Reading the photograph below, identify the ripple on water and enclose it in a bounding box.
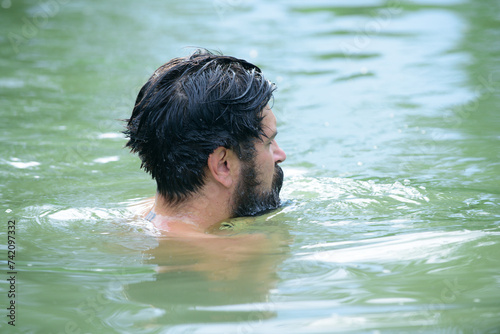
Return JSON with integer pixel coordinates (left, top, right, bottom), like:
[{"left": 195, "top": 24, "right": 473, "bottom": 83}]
[
  {"left": 5, "top": 158, "right": 41, "bottom": 169},
  {"left": 300, "top": 230, "right": 499, "bottom": 264},
  {"left": 279, "top": 175, "right": 431, "bottom": 226},
  {"left": 282, "top": 175, "right": 429, "bottom": 203}
]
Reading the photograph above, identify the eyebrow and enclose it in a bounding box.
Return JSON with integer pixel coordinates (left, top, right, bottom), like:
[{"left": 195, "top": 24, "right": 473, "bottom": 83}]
[{"left": 264, "top": 130, "right": 278, "bottom": 141}]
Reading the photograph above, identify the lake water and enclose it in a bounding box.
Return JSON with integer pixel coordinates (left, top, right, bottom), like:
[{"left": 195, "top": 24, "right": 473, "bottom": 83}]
[{"left": 1, "top": 0, "right": 499, "bottom": 333}]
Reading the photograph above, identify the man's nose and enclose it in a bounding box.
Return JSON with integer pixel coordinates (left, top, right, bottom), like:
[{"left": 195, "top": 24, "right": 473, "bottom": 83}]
[{"left": 275, "top": 143, "right": 286, "bottom": 164}]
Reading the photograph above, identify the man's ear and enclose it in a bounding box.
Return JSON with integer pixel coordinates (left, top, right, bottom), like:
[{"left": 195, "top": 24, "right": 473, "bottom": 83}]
[{"left": 207, "top": 147, "right": 239, "bottom": 188}]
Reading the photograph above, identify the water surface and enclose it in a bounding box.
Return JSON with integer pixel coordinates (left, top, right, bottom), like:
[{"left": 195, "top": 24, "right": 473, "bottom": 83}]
[{"left": 1, "top": 0, "right": 499, "bottom": 333}]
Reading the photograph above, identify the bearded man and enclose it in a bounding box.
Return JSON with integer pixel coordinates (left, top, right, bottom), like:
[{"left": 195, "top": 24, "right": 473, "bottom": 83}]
[{"left": 125, "top": 49, "right": 287, "bottom": 235}]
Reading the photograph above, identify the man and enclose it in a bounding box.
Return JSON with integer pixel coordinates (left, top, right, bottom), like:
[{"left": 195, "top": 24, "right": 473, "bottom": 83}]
[{"left": 125, "top": 49, "right": 287, "bottom": 236}]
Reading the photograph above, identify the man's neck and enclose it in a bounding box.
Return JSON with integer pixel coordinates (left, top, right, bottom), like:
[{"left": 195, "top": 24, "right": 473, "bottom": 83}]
[{"left": 149, "top": 184, "right": 233, "bottom": 234}]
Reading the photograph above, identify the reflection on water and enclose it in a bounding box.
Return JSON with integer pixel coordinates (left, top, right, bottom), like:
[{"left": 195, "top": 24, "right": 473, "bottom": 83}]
[
  {"left": 126, "top": 228, "right": 290, "bottom": 327},
  {"left": 1, "top": 0, "right": 500, "bottom": 332}
]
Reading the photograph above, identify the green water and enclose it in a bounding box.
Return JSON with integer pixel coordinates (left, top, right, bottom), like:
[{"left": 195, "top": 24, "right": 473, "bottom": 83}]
[{"left": 1, "top": 0, "right": 499, "bottom": 333}]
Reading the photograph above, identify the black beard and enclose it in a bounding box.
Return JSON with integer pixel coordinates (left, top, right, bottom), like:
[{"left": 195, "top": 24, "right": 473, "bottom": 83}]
[{"left": 231, "top": 162, "right": 284, "bottom": 218}]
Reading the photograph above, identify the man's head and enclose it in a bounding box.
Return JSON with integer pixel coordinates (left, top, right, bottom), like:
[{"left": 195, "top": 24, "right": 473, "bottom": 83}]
[{"left": 125, "top": 49, "right": 286, "bottom": 217}]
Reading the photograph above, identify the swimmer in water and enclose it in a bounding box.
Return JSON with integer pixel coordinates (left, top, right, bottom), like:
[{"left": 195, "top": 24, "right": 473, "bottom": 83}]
[{"left": 124, "top": 49, "right": 287, "bottom": 236}]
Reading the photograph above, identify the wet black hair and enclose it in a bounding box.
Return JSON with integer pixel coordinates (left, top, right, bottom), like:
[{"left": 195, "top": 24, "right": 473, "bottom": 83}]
[{"left": 124, "top": 49, "right": 276, "bottom": 204}]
